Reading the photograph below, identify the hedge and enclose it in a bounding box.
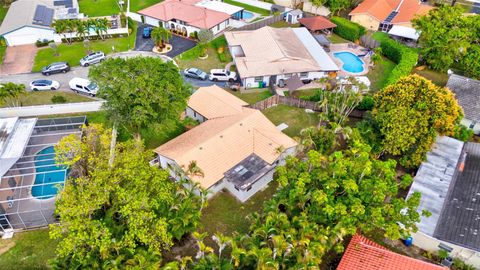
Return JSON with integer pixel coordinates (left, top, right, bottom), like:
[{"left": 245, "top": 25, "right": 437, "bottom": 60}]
[
  {"left": 374, "top": 33, "right": 418, "bottom": 85},
  {"left": 331, "top": 16, "right": 366, "bottom": 42}
]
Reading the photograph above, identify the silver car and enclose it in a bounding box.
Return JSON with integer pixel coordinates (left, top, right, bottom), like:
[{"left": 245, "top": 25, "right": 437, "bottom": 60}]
[{"left": 79, "top": 51, "right": 106, "bottom": 67}]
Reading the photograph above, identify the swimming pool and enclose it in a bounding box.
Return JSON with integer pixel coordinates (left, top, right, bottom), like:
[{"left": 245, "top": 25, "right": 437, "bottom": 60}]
[
  {"left": 31, "top": 146, "right": 66, "bottom": 199},
  {"left": 243, "top": 11, "right": 254, "bottom": 19},
  {"left": 333, "top": 52, "right": 365, "bottom": 73}
]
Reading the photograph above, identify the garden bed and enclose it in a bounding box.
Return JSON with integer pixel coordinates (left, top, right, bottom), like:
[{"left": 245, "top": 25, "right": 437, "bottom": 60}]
[{"left": 175, "top": 36, "right": 232, "bottom": 72}]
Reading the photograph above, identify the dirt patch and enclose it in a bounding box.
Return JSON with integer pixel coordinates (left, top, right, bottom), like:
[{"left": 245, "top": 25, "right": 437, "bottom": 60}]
[{"left": 0, "top": 240, "right": 15, "bottom": 255}]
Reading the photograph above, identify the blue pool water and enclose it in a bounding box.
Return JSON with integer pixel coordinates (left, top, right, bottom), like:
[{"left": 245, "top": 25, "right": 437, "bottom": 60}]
[
  {"left": 333, "top": 52, "right": 365, "bottom": 73},
  {"left": 31, "top": 146, "right": 66, "bottom": 199},
  {"left": 242, "top": 11, "right": 254, "bottom": 19}
]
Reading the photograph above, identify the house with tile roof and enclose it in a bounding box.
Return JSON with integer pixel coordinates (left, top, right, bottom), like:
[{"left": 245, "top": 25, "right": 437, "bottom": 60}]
[
  {"left": 225, "top": 26, "right": 338, "bottom": 89},
  {"left": 154, "top": 85, "right": 297, "bottom": 202},
  {"left": 349, "top": 0, "right": 433, "bottom": 32},
  {"left": 338, "top": 234, "right": 446, "bottom": 269},
  {"left": 446, "top": 74, "right": 480, "bottom": 134},
  {"left": 407, "top": 136, "right": 480, "bottom": 268},
  {"left": 138, "top": 0, "right": 246, "bottom": 37}
]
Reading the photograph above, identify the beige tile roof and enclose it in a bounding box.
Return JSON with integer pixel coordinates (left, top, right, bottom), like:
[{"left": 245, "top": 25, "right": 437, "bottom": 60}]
[
  {"left": 187, "top": 85, "right": 248, "bottom": 119},
  {"left": 155, "top": 102, "right": 297, "bottom": 189},
  {"left": 225, "top": 27, "right": 336, "bottom": 78}
]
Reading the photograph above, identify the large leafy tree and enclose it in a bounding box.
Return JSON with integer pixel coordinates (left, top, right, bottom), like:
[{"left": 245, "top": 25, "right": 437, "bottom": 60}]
[
  {"left": 89, "top": 57, "right": 191, "bottom": 140},
  {"left": 50, "top": 124, "right": 204, "bottom": 268},
  {"left": 372, "top": 74, "right": 462, "bottom": 168},
  {"left": 413, "top": 6, "right": 478, "bottom": 71},
  {"left": 461, "top": 45, "right": 480, "bottom": 79},
  {"left": 177, "top": 135, "right": 423, "bottom": 268}
]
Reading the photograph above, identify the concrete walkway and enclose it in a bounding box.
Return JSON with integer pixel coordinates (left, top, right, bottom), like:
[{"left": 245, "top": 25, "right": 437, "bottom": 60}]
[
  {"left": 0, "top": 101, "right": 105, "bottom": 117},
  {"left": 225, "top": 61, "right": 235, "bottom": 71}
]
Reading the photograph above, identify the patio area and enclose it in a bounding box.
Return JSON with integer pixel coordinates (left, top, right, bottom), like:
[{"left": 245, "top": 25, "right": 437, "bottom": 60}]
[{"left": 329, "top": 43, "right": 372, "bottom": 76}]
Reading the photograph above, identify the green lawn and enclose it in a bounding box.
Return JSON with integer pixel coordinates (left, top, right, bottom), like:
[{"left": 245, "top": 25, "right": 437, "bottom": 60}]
[
  {"left": 291, "top": 88, "right": 321, "bottom": 99},
  {"left": 226, "top": 89, "right": 272, "bottom": 104},
  {"left": 131, "top": 0, "right": 163, "bottom": 12},
  {"left": 262, "top": 104, "right": 319, "bottom": 137},
  {"left": 0, "top": 91, "right": 94, "bottom": 108},
  {"left": 78, "top": 0, "right": 161, "bottom": 15},
  {"left": 223, "top": 0, "right": 270, "bottom": 16},
  {"left": 413, "top": 68, "right": 449, "bottom": 87},
  {"left": 0, "top": 45, "right": 6, "bottom": 65},
  {"left": 328, "top": 33, "right": 349, "bottom": 44},
  {"left": 367, "top": 56, "right": 396, "bottom": 91},
  {"left": 32, "top": 30, "right": 136, "bottom": 72},
  {"left": 0, "top": 229, "right": 58, "bottom": 270},
  {"left": 269, "top": 21, "right": 300, "bottom": 28},
  {"left": 176, "top": 36, "right": 232, "bottom": 72},
  {"left": 0, "top": 5, "right": 8, "bottom": 23},
  {"left": 199, "top": 181, "right": 278, "bottom": 247}
]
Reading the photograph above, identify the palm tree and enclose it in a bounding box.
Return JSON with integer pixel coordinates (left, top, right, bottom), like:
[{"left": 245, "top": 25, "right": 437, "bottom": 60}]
[
  {"left": 212, "top": 234, "right": 231, "bottom": 259},
  {"left": 75, "top": 20, "right": 88, "bottom": 40},
  {"left": 99, "top": 18, "right": 109, "bottom": 39},
  {"left": 52, "top": 20, "right": 67, "bottom": 43},
  {"left": 0, "top": 82, "right": 25, "bottom": 107},
  {"left": 151, "top": 27, "right": 171, "bottom": 49},
  {"left": 185, "top": 160, "right": 204, "bottom": 178},
  {"left": 65, "top": 20, "right": 76, "bottom": 44}
]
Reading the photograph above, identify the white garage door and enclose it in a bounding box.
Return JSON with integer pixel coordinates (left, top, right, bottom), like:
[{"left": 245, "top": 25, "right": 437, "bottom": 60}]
[{"left": 5, "top": 27, "right": 54, "bottom": 46}]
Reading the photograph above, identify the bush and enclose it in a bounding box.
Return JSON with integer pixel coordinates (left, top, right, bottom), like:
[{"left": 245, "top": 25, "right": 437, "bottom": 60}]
[
  {"left": 374, "top": 35, "right": 419, "bottom": 85},
  {"left": 357, "top": 95, "right": 374, "bottom": 110},
  {"left": 453, "top": 124, "right": 474, "bottom": 142},
  {"left": 36, "top": 39, "right": 53, "bottom": 47},
  {"left": 51, "top": 94, "right": 67, "bottom": 104},
  {"left": 217, "top": 52, "right": 227, "bottom": 62},
  {"left": 331, "top": 17, "right": 365, "bottom": 41}
]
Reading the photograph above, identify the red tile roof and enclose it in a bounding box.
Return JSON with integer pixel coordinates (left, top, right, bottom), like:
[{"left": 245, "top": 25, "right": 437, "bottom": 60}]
[
  {"left": 349, "top": 0, "right": 433, "bottom": 24},
  {"left": 298, "top": 16, "right": 336, "bottom": 31},
  {"left": 138, "top": 0, "right": 230, "bottom": 29},
  {"left": 337, "top": 234, "right": 447, "bottom": 270}
]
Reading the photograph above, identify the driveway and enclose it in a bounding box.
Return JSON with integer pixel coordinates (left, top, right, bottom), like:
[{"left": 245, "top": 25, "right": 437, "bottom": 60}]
[
  {"left": 134, "top": 24, "right": 197, "bottom": 58},
  {"left": 0, "top": 45, "right": 38, "bottom": 75}
]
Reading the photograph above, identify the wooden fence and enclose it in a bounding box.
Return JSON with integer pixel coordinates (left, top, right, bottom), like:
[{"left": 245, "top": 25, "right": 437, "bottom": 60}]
[
  {"left": 234, "top": 14, "right": 285, "bottom": 31},
  {"left": 249, "top": 95, "right": 366, "bottom": 119}
]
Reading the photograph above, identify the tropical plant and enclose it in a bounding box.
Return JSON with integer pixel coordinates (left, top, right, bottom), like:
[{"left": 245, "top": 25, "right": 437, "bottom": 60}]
[
  {"left": 372, "top": 74, "right": 463, "bottom": 168},
  {"left": 75, "top": 20, "right": 88, "bottom": 41},
  {"left": 197, "top": 29, "right": 214, "bottom": 57},
  {"left": 52, "top": 20, "right": 68, "bottom": 43},
  {"left": 88, "top": 57, "right": 191, "bottom": 140},
  {"left": 48, "top": 42, "right": 58, "bottom": 56},
  {"left": 151, "top": 27, "right": 172, "bottom": 49},
  {"left": 0, "top": 82, "right": 25, "bottom": 107}
]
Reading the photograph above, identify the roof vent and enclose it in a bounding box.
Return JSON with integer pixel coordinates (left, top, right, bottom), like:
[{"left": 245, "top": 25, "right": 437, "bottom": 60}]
[
  {"left": 199, "top": 147, "right": 203, "bottom": 150},
  {"left": 239, "top": 123, "right": 243, "bottom": 126},
  {"left": 220, "top": 135, "right": 223, "bottom": 138}
]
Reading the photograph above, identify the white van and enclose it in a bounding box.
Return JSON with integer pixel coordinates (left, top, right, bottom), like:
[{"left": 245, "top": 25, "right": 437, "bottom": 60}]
[{"left": 69, "top": 77, "right": 99, "bottom": 96}]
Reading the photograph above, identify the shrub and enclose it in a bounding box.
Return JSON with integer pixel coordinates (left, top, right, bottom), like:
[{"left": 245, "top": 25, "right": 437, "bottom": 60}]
[
  {"left": 217, "top": 52, "right": 227, "bottom": 62},
  {"left": 357, "top": 95, "right": 374, "bottom": 110},
  {"left": 51, "top": 95, "right": 67, "bottom": 104},
  {"left": 453, "top": 124, "right": 474, "bottom": 142},
  {"left": 374, "top": 35, "right": 419, "bottom": 85},
  {"left": 331, "top": 17, "right": 365, "bottom": 41},
  {"left": 36, "top": 39, "right": 53, "bottom": 47}
]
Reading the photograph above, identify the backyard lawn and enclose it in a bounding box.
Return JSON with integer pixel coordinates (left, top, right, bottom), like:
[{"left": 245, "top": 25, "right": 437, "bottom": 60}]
[
  {"left": 367, "top": 56, "right": 396, "bottom": 91},
  {"left": 270, "top": 21, "right": 300, "bottom": 28},
  {"left": 32, "top": 30, "right": 136, "bottom": 72},
  {"left": 223, "top": 0, "right": 270, "bottom": 16},
  {"left": 0, "top": 91, "right": 94, "bottom": 108},
  {"left": 0, "top": 229, "right": 58, "bottom": 270},
  {"left": 0, "top": 5, "right": 8, "bottom": 23},
  {"left": 176, "top": 36, "right": 232, "bottom": 72},
  {"left": 328, "top": 33, "right": 350, "bottom": 44},
  {"left": 226, "top": 89, "right": 272, "bottom": 104},
  {"left": 78, "top": 0, "right": 160, "bottom": 16},
  {"left": 413, "top": 68, "right": 449, "bottom": 87},
  {"left": 262, "top": 104, "right": 319, "bottom": 137}
]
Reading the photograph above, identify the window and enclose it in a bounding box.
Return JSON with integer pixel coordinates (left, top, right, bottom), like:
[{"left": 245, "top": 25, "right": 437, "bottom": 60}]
[
  {"left": 193, "top": 111, "right": 197, "bottom": 117},
  {"left": 299, "top": 72, "right": 308, "bottom": 78},
  {"left": 217, "top": 24, "right": 220, "bottom": 31},
  {"left": 254, "top": 76, "right": 263, "bottom": 82},
  {"left": 284, "top": 73, "right": 292, "bottom": 79}
]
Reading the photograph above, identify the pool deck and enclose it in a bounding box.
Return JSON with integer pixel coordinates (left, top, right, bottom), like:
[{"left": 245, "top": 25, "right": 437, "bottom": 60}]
[{"left": 329, "top": 43, "right": 371, "bottom": 77}]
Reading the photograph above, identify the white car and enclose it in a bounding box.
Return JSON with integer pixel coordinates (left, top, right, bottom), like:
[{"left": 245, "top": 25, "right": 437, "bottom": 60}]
[
  {"left": 69, "top": 77, "right": 99, "bottom": 96},
  {"left": 29, "top": 79, "right": 60, "bottom": 91},
  {"left": 79, "top": 51, "right": 106, "bottom": 67},
  {"left": 209, "top": 69, "right": 237, "bottom": 82}
]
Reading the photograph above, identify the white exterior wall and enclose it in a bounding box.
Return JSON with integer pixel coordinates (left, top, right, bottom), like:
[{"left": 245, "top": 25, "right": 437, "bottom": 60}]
[
  {"left": 242, "top": 71, "right": 327, "bottom": 89},
  {"left": 286, "top": 13, "right": 303, "bottom": 24},
  {"left": 144, "top": 16, "right": 161, "bottom": 27},
  {"left": 225, "top": 168, "right": 276, "bottom": 202},
  {"left": 4, "top": 27, "right": 56, "bottom": 46},
  {"left": 461, "top": 118, "right": 480, "bottom": 135},
  {"left": 411, "top": 231, "right": 480, "bottom": 268},
  {"left": 127, "top": 12, "right": 143, "bottom": 23},
  {"left": 210, "top": 20, "right": 229, "bottom": 35},
  {"left": 227, "top": 0, "right": 273, "bottom": 10},
  {"left": 185, "top": 107, "right": 207, "bottom": 123},
  {"left": 143, "top": 15, "right": 227, "bottom": 36}
]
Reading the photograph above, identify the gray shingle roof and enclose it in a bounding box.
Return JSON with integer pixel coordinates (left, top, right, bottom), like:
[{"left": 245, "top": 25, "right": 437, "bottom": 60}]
[
  {"left": 434, "top": 142, "right": 480, "bottom": 251},
  {"left": 0, "top": 0, "right": 54, "bottom": 35},
  {"left": 446, "top": 74, "right": 480, "bottom": 123}
]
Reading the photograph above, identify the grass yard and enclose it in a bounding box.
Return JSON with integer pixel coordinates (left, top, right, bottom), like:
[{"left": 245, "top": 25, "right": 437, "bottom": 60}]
[
  {"left": 0, "top": 45, "right": 6, "bottom": 65},
  {"left": 413, "top": 68, "right": 449, "bottom": 87},
  {"left": 328, "top": 33, "right": 350, "bottom": 44},
  {"left": 79, "top": 0, "right": 161, "bottom": 15},
  {"left": 0, "top": 229, "right": 58, "bottom": 270},
  {"left": 198, "top": 181, "right": 278, "bottom": 247},
  {"left": 226, "top": 89, "right": 272, "bottom": 104},
  {"left": 223, "top": 0, "right": 270, "bottom": 16},
  {"left": 269, "top": 21, "right": 300, "bottom": 28},
  {"left": 262, "top": 104, "right": 319, "bottom": 137},
  {"left": 176, "top": 47, "right": 229, "bottom": 72},
  {"left": 0, "top": 5, "right": 8, "bottom": 23},
  {"left": 32, "top": 29, "right": 136, "bottom": 72},
  {"left": 0, "top": 91, "right": 94, "bottom": 108},
  {"left": 290, "top": 88, "right": 320, "bottom": 99},
  {"left": 367, "top": 56, "right": 396, "bottom": 91}
]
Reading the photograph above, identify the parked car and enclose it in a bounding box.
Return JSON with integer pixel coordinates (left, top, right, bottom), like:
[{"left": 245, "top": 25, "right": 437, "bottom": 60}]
[
  {"left": 209, "top": 69, "right": 237, "bottom": 82},
  {"left": 184, "top": 68, "right": 208, "bottom": 80},
  {"left": 79, "top": 51, "right": 106, "bottom": 67},
  {"left": 41, "top": 62, "right": 70, "bottom": 76},
  {"left": 69, "top": 77, "right": 99, "bottom": 96},
  {"left": 143, "top": 27, "right": 152, "bottom": 38},
  {"left": 29, "top": 79, "right": 60, "bottom": 91}
]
